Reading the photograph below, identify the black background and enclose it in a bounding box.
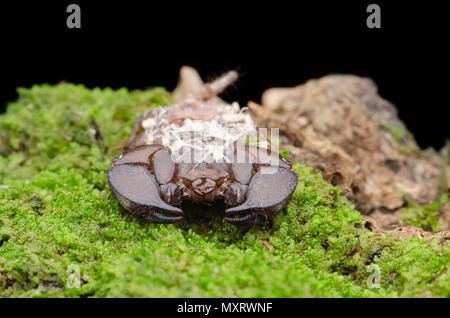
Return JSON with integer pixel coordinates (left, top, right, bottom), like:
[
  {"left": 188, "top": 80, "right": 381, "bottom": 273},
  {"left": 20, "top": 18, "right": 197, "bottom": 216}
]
[{"left": 0, "top": 1, "right": 448, "bottom": 149}]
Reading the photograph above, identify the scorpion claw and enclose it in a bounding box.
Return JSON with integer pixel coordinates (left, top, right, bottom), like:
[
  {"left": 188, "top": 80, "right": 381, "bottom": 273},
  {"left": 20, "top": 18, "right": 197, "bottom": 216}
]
[
  {"left": 140, "top": 211, "right": 183, "bottom": 224},
  {"left": 225, "top": 168, "right": 297, "bottom": 225},
  {"left": 225, "top": 213, "right": 267, "bottom": 225},
  {"left": 108, "top": 165, "right": 183, "bottom": 223}
]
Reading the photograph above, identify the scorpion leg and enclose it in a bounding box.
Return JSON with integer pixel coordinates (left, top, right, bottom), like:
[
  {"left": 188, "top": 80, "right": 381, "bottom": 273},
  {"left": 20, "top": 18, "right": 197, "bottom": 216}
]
[
  {"left": 113, "top": 144, "right": 163, "bottom": 167},
  {"left": 224, "top": 162, "right": 252, "bottom": 207},
  {"left": 225, "top": 167, "right": 297, "bottom": 225},
  {"left": 224, "top": 181, "right": 248, "bottom": 207},
  {"left": 115, "top": 111, "right": 154, "bottom": 150}
]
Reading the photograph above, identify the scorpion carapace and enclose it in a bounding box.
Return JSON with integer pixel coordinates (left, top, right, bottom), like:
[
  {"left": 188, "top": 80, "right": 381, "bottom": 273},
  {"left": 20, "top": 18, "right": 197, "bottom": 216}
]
[{"left": 107, "top": 70, "right": 298, "bottom": 225}]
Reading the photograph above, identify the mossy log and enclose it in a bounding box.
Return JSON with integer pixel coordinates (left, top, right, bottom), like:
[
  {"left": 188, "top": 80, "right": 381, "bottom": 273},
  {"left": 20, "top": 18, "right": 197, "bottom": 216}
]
[{"left": 0, "top": 83, "right": 448, "bottom": 297}]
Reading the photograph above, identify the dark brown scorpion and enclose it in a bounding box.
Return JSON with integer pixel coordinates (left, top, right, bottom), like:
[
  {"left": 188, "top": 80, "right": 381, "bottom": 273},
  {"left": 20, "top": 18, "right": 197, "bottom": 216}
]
[{"left": 107, "top": 70, "right": 298, "bottom": 225}]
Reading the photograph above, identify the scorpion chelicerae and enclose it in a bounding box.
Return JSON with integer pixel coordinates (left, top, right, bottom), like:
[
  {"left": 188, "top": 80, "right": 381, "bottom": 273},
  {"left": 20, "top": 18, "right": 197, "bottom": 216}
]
[{"left": 107, "top": 70, "right": 298, "bottom": 225}]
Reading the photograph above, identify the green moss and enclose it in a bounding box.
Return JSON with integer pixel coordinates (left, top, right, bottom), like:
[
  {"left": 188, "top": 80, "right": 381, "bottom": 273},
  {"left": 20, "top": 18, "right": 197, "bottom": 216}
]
[
  {"left": 380, "top": 123, "right": 417, "bottom": 156},
  {"left": 398, "top": 145, "right": 414, "bottom": 156},
  {"left": 279, "top": 149, "right": 291, "bottom": 160},
  {"left": 355, "top": 234, "right": 449, "bottom": 296},
  {"left": 380, "top": 123, "right": 413, "bottom": 143},
  {"left": 0, "top": 84, "right": 448, "bottom": 297},
  {"left": 0, "top": 83, "right": 173, "bottom": 183},
  {"left": 446, "top": 139, "right": 450, "bottom": 166},
  {"left": 400, "top": 195, "right": 448, "bottom": 232}
]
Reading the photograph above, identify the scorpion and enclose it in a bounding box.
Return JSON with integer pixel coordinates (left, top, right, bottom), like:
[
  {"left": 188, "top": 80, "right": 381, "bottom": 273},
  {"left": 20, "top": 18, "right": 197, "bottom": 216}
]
[{"left": 107, "top": 70, "right": 298, "bottom": 225}]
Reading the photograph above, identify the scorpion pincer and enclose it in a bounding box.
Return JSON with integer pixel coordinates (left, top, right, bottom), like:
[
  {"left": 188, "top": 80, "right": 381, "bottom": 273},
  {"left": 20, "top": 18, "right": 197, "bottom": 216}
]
[{"left": 107, "top": 70, "right": 298, "bottom": 225}]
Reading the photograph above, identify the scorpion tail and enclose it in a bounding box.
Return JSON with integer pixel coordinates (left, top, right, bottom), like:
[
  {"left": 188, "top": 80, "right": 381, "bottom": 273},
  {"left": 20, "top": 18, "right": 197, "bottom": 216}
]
[{"left": 201, "top": 70, "right": 239, "bottom": 100}]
